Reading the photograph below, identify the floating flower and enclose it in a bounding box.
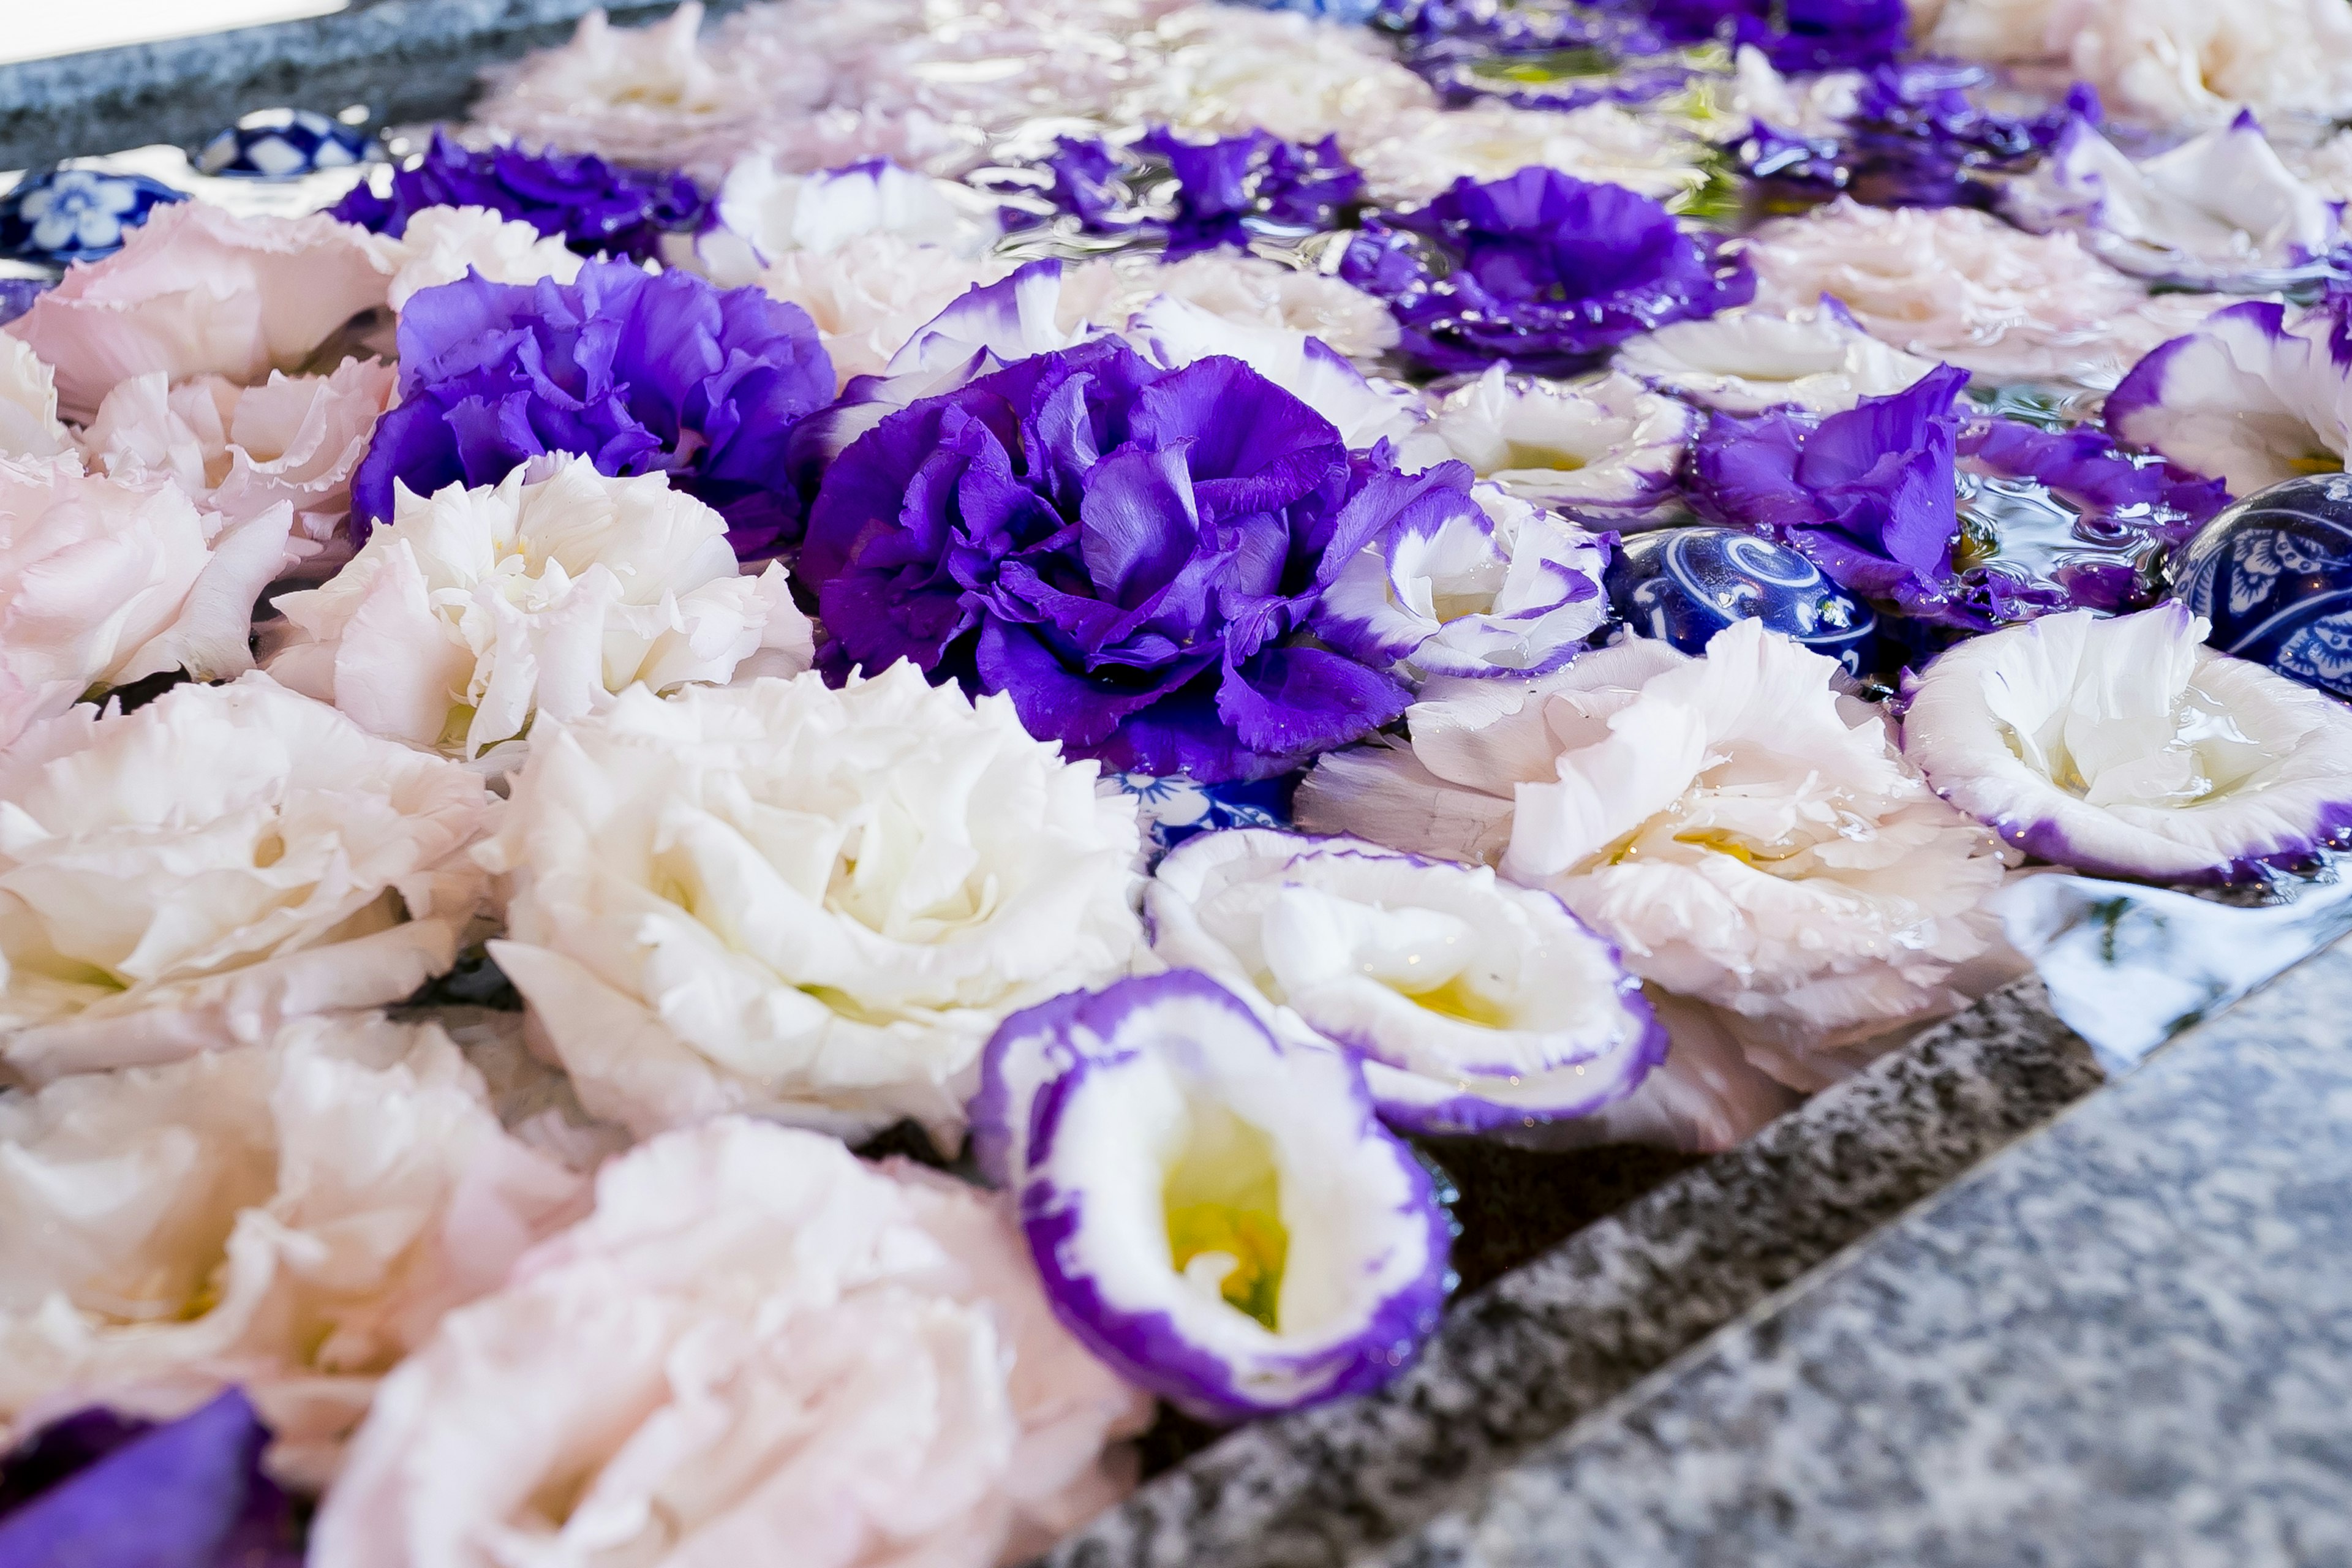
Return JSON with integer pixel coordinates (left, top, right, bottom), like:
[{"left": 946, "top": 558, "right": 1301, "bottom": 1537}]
[
  {"left": 1072, "top": 249, "right": 1399, "bottom": 362},
  {"left": 349, "top": 260, "right": 833, "bottom": 559},
  {"left": 2104, "top": 301, "right": 2352, "bottom": 496},
  {"left": 1123, "top": 292, "right": 1430, "bottom": 451},
  {"left": 1136, "top": 5, "right": 1437, "bottom": 145},
  {"left": 1644, "top": 0, "right": 1909, "bottom": 72},
  {"left": 0, "top": 676, "right": 492, "bottom": 1081},
  {"left": 700, "top": 154, "right": 1001, "bottom": 288},
  {"left": 79, "top": 359, "right": 397, "bottom": 573},
  {"left": 1999, "top": 113, "right": 2343, "bottom": 291},
  {"left": 478, "top": 668, "right": 1145, "bottom": 1143},
  {"left": 1900, "top": 603, "right": 2352, "bottom": 881},
  {"left": 0, "top": 333, "right": 69, "bottom": 459},
  {"left": 1312, "top": 478, "right": 1609, "bottom": 679},
  {"left": 6, "top": 203, "right": 390, "bottom": 423},
  {"left": 310, "top": 1117, "right": 1152, "bottom": 1568},
  {"left": 368, "top": 206, "right": 583, "bottom": 311},
  {"left": 1693, "top": 363, "right": 2074, "bottom": 630},
  {"left": 265, "top": 459, "right": 813, "bottom": 760},
  {"left": 0, "top": 457, "right": 292, "bottom": 751},
  {"left": 0, "top": 1391, "right": 300, "bottom": 1568},
  {"left": 330, "top": 130, "right": 707, "bottom": 263},
  {"left": 970, "top": 971, "right": 1452, "bottom": 1419},
  {"left": 1341, "top": 168, "right": 1755, "bottom": 375},
  {"left": 1144, "top": 829, "right": 1664, "bottom": 1132},
  {"left": 1613, "top": 297, "right": 1940, "bottom": 415},
  {"left": 758, "top": 233, "right": 1011, "bottom": 388},
  {"left": 1419, "top": 364, "right": 1694, "bottom": 513},
  {"left": 801, "top": 337, "right": 1428, "bottom": 782},
  {"left": 1295, "top": 621, "right": 2016, "bottom": 1069},
  {"left": 0, "top": 1013, "right": 589, "bottom": 1486},
  {"left": 1741, "top": 197, "right": 2232, "bottom": 388},
  {"left": 1134, "top": 127, "right": 1363, "bottom": 257},
  {"left": 1346, "top": 102, "right": 1713, "bottom": 208}
]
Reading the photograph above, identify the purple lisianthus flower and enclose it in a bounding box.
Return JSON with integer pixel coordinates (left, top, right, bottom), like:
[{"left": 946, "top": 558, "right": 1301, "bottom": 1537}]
[
  {"left": 1134, "top": 127, "right": 1362, "bottom": 258},
  {"left": 1694, "top": 362, "right": 2071, "bottom": 630},
  {"left": 1339, "top": 168, "right": 1754, "bottom": 375},
  {"left": 1385, "top": 2, "right": 1695, "bottom": 111},
  {"left": 1648, "top": 0, "right": 1907, "bottom": 72},
  {"left": 330, "top": 129, "right": 707, "bottom": 263},
  {"left": 0, "top": 1390, "right": 300, "bottom": 1568},
  {"left": 0, "top": 273, "right": 49, "bottom": 326},
  {"left": 1009, "top": 135, "right": 1137, "bottom": 234},
  {"left": 801, "top": 337, "right": 1429, "bottom": 782},
  {"left": 970, "top": 970, "right": 1453, "bottom": 1421},
  {"left": 1743, "top": 62, "right": 2090, "bottom": 210},
  {"left": 352, "top": 260, "right": 833, "bottom": 557}
]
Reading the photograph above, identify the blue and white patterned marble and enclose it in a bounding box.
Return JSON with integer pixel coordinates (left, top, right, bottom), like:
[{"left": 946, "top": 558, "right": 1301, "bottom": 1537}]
[
  {"left": 1604, "top": 526, "right": 1879, "bottom": 674},
  {"left": 2171, "top": 473, "right": 2352, "bottom": 699},
  {"left": 195, "top": 107, "right": 369, "bottom": 179},
  {"left": 0, "top": 166, "right": 184, "bottom": 265},
  {"left": 1111, "top": 772, "right": 1297, "bottom": 857}
]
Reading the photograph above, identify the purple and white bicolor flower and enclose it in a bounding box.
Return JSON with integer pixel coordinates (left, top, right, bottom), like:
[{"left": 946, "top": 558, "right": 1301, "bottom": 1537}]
[
  {"left": 2106, "top": 300, "right": 2352, "bottom": 497},
  {"left": 970, "top": 971, "right": 1453, "bottom": 1422},
  {"left": 1143, "top": 828, "right": 1665, "bottom": 1134},
  {"left": 1417, "top": 366, "right": 1693, "bottom": 514},
  {"left": 1313, "top": 481, "right": 1610, "bottom": 679},
  {"left": 1901, "top": 602, "right": 2352, "bottom": 883},
  {"left": 696, "top": 155, "right": 1002, "bottom": 286},
  {"left": 1612, "top": 297, "right": 1940, "bottom": 417},
  {"left": 1999, "top": 113, "right": 2343, "bottom": 293},
  {"left": 1129, "top": 293, "right": 1431, "bottom": 455}
]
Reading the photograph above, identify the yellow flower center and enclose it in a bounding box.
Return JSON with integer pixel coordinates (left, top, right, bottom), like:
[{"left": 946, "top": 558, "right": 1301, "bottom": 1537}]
[{"left": 1162, "top": 1106, "right": 1289, "bottom": 1330}]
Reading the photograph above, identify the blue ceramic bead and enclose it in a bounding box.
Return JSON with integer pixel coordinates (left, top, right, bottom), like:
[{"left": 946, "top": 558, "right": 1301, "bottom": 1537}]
[
  {"left": 2170, "top": 473, "right": 2352, "bottom": 699},
  {"left": 196, "top": 109, "right": 370, "bottom": 180},
  {"left": 1604, "top": 525, "right": 1879, "bottom": 674},
  {"left": 1113, "top": 772, "right": 1297, "bottom": 857},
  {"left": 0, "top": 168, "right": 187, "bottom": 266}
]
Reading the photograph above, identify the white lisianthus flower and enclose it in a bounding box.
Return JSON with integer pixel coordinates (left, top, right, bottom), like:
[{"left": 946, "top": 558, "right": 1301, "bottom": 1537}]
[
  {"left": 1063, "top": 250, "right": 1399, "bottom": 363},
  {"left": 1348, "top": 102, "right": 1712, "bottom": 208},
  {"left": 0, "top": 334, "right": 69, "bottom": 459},
  {"left": 265, "top": 458, "right": 813, "bottom": 761},
  {"left": 1419, "top": 366, "right": 1694, "bottom": 511},
  {"left": 1999, "top": 115, "right": 2342, "bottom": 292},
  {"left": 701, "top": 154, "right": 1002, "bottom": 288},
  {"left": 1136, "top": 5, "right": 1436, "bottom": 145},
  {"left": 759, "top": 233, "right": 1013, "bottom": 387},
  {"left": 1613, "top": 298, "right": 1942, "bottom": 415},
  {"left": 1723, "top": 45, "right": 1862, "bottom": 138},
  {"left": 80, "top": 360, "right": 396, "bottom": 574},
  {"left": 0, "top": 455, "right": 292, "bottom": 750},
  {"left": 310, "top": 1117, "right": 1152, "bottom": 1568},
  {"left": 0, "top": 1012, "right": 590, "bottom": 1487},
  {"left": 1314, "top": 483, "right": 1610, "bottom": 680},
  {"left": 1127, "top": 294, "right": 1428, "bottom": 453},
  {"left": 2021, "top": 0, "right": 2352, "bottom": 127},
  {"left": 1296, "top": 621, "right": 2017, "bottom": 1079},
  {"left": 1901, "top": 604, "right": 2352, "bottom": 883},
  {"left": 0, "top": 676, "right": 493, "bottom": 1081},
  {"left": 478, "top": 665, "right": 1147, "bottom": 1144},
  {"left": 2103, "top": 301, "right": 2352, "bottom": 494},
  {"left": 1743, "top": 198, "right": 2234, "bottom": 388},
  {"left": 372, "top": 206, "right": 584, "bottom": 311}
]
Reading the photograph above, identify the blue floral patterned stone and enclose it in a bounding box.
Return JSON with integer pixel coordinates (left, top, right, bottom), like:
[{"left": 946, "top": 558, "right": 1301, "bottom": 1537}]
[
  {"left": 0, "top": 168, "right": 187, "bottom": 266},
  {"left": 1112, "top": 772, "right": 1298, "bottom": 857},
  {"left": 1604, "top": 525, "right": 1879, "bottom": 674},
  {"left": 196, "top": 109, "right": 370, "bottom": 180},
  {"left": 2171, "top": 473, "right": 2352, "bottom": 699}
]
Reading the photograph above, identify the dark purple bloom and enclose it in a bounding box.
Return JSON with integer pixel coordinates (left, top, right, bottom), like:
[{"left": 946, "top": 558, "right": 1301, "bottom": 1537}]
[
  {"left": 1742, "top": 62, "right": 2094, "bottom": 210},
  {"left": 1693, "top": 363, "right": 2073, "bottom": 630},
  {"left": 1134, "top": 128, "right": 1362, "bottom": 258},
  {"left": 330, "top": 129, "right": 707, "bottom": 263},
  {"left": 800, "top": 338, "right": 1435, "bottom": 782},
  {"left": 1646, "top": 0, "right": 1908, "bottom": 72},
  {"left": 1012, "top": 135, "right": 1136, "bottom": 233},
  {"left": 1339, "top": 168, "right": 1754, "bottom": 374},
  {"left": 352, "top": 261, "right": 833, "bottom": 557},
  {"left": 0, "top": 1390, "right": 301, "bottom": 1568},
  {"left": 0, "top": 274, "right": 50, "bottom": 326}
]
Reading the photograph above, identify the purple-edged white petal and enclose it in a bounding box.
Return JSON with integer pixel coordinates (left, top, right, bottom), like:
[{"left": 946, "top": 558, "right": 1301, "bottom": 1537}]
[
  {"left": 1128, "top": 294, "right": 1429, "bottom": 455},
  {"left": 970, "top": 971, "right": 1452, "bottom": 1422},
  {"left": 2106, "top": 300, "right": 2352, "bottom": 495},
  {"left": 1143, "top": 827, "right": 1665, "bottom": 1135},
  {"left": 699, "top": 155, "right": 1001, "bottom": 287},
  {"left": 1901, "top": 602, "right": 2352, "bottom": 883},
  {"left": 1314, "top": 483, "right": 1608, "bottom": 680},
  {"left": 1612, "top": 298, "right": 1942, "bottom": 416},
  {"left": 1420, "top": 366, "right": 1693, "bottom": 511},
  {"left": 1999, "top": 115, "right": 2341, "bottom": 292}
]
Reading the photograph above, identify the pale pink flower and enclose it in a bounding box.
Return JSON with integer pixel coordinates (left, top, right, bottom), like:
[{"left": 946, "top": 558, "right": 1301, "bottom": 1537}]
[
  {"left": 0, "top": 1011, "right": 590, "bottom": 1488},
  {"left": 80, "top": 358, "right": 395, "bottom": 575},
  {"left": 0, "top": 334, "right": 70, "bottom": 460},
  {"left": 311, "top": 1117, "right": 1152, "bottom": 1568},
  {"left": 0, "top": 455, "right": 291, "bottom": 750},
  {"left": 7, "top": 203, "right": 390, "bottom": 422}
]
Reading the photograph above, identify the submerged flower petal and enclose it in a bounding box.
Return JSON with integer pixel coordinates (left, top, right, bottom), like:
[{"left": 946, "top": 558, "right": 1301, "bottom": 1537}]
[
  {"left": 1613, "top": 297, "right": 1940, "bottom": 415},
  {"left": 970, "top": 971, "right": 1452, "bottom": 1420}
]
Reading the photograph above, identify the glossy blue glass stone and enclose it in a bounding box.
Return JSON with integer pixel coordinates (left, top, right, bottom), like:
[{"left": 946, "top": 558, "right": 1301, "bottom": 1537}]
[
  {"left": 196, "top": 109, "right": 370, "bottom": 180},
  {"left": 1113, "top": 772, "right": 1296, "bottom": 858},
  {"left": 1605, "top": 525, "right": 1878, "bottom": 674},
  {"left": 2170, "top": 473, "right": 2352, "bottom": 700},
  {"left": 0, "top": 169, "right": 187, "bottom": 266}
]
